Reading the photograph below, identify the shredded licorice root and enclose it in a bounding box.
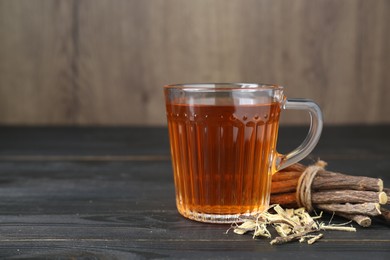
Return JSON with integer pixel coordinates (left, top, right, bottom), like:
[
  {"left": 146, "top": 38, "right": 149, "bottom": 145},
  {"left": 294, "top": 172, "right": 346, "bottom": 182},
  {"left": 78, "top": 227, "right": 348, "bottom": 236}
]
[{"left": 229, "top": 205, "right": 356, "bottom": 245}]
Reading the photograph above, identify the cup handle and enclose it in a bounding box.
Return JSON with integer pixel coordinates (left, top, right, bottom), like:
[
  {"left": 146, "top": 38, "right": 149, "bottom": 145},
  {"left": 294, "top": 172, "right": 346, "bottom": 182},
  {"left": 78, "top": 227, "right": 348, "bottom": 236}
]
[{"left": 274, "top": 99, "right": 323, "bottom": 172}]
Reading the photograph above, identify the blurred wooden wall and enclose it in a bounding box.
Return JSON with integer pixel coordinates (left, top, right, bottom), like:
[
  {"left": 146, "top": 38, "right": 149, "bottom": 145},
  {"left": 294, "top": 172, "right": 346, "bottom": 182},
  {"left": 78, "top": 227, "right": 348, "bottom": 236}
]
[{"left": 0, "top": 0, "right": 389, "bottom": 125}]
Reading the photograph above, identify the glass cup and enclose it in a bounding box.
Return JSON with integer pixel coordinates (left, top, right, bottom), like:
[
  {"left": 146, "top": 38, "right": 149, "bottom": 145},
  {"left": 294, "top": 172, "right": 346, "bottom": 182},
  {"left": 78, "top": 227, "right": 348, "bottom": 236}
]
[{"left": 164, "top": 83, "right": 323, "bottom": 223}]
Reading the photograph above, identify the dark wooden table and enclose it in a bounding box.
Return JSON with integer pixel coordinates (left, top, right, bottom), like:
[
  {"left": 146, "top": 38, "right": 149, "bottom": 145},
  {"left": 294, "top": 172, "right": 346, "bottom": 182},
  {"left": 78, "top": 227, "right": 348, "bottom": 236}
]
[{"left": 0, "top": 126, "right": 389, "bottom": 259}]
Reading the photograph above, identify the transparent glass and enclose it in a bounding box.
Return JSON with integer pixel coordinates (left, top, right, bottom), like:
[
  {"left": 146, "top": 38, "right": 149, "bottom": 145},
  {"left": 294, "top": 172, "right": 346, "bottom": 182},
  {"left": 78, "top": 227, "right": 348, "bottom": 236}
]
[{"left": 164, "top": 83, "right": 323, "bottom": 223}]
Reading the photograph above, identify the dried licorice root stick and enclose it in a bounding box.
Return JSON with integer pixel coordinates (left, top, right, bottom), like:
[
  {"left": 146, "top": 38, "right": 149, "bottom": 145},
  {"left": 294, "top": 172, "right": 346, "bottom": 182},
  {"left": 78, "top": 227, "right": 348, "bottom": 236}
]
[
  {"left": 280, "top": 163, "right": 307, "bottom": 173},
  {"left": 316, "top": 203, "right": 382, "bottom": 217},
  {"left": 337, "top": 213, "right": 372, "bottom": 227},
  {"left": 384, "top": 188, "right": 390, "bottom": 204},
  {"left": 378, "top": 207, "right": 390, "bottom": 223},
  {"left": 311, "top": 170, "right": 383, "bottom": 192},
  {"left": 271, "top": 178, "right": 299, "bottom": 194},
  {"left": 270, "top": 193, "right": 298, "bottom": 208},
  {"left": 271, "top": 171, "right": 302, "bottom": 182},
  {"left": 271, "top": 191, "right": 388, "bottom": 207},
  {"left": 311, "top": 190, "right": 388, "bottom": 205},
  {"left": 272, "top": 171, "right": 384, "bottom": 193}
]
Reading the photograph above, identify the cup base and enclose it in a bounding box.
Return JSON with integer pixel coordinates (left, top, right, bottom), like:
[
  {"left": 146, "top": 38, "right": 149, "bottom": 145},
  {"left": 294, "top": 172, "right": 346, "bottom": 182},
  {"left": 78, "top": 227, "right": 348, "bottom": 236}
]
[{"left": 178, "top": 208, "right": 264, "bottom": 224}]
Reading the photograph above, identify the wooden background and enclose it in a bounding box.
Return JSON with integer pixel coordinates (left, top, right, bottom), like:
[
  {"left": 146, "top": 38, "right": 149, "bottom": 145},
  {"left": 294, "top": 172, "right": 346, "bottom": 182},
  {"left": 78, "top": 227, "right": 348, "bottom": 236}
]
[{"left": 0, "top": 0, "right": 389, "bottom": 126}]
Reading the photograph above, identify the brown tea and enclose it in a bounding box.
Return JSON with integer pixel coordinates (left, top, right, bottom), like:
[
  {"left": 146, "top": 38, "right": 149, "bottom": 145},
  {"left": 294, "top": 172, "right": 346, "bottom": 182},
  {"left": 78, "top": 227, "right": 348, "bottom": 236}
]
[{"left": 166, "top": 102, "right": 281, "bottom": 222}]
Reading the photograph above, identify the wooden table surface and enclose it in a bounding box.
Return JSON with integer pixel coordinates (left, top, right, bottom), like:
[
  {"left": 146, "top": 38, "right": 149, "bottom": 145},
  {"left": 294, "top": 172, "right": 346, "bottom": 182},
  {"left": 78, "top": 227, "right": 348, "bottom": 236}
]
[{"left": 0, "top": 126, "right": 389, "bottom": 259}]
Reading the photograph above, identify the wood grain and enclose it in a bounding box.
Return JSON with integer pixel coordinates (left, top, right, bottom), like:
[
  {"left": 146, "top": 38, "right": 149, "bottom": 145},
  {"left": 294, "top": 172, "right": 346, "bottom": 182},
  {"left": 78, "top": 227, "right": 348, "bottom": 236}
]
[
  {"left": 0, "top": 126, "right": 389, "bottom": 258},
  {"left": 0, "top": 0, "right": 389, "bottom": 125}
]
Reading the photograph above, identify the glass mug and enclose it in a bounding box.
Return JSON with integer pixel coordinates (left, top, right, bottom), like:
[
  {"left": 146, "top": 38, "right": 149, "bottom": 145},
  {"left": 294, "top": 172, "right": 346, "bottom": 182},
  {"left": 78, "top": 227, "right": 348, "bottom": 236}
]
[{"left": 164, "top": 83, "right": 323, "bottom": 223}]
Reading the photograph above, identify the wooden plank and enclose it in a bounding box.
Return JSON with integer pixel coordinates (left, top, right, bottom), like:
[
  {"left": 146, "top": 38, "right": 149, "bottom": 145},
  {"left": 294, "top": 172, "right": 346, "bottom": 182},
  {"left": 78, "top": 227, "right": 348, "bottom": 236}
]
[
  {"left": 0, "top": 126, "right": 171, "bottom": 156},
  {"left": 1, "top": 126, "right": 389, "bottom": 159},
  {"left": 0, "top": 240, "right": 387, "bottom": 259},
  {"left": 0, "top": 1, "right": 389, "bottom": 125}
]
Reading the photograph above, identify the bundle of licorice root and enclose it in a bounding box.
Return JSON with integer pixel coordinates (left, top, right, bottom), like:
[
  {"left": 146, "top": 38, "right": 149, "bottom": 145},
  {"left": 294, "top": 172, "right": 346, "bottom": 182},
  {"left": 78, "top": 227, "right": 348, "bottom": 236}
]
[{"left": 271, "top": 161, "right": 390, "bottom": 227}]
